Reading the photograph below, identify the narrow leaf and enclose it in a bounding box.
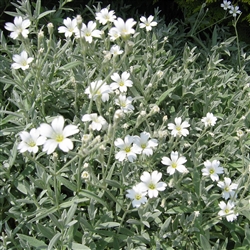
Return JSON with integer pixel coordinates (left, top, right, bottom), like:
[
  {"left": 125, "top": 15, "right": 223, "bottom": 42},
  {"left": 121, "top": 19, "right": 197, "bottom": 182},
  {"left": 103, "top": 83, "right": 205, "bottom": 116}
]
[
  {"left": 79, "top": 190, "right": 109, "bottom": 209},
  {"left": 156, "top": 86, "right": 176, "bottom": 106},
  {"left": 17, "top": 234, "right": 47, "bottom": 248},
  {"left": 38, "top": 10, "right": 56, "bottom": 19},
  {"left": 200, "top": 235, "right": 211, "bottom": 250}
]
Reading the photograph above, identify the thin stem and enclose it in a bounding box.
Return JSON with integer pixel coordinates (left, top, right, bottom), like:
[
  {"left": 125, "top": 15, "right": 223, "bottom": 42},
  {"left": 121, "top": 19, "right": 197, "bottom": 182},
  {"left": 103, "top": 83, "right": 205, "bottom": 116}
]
[{"left": 233, "top": 16, "right": 242, "bottom": 71}]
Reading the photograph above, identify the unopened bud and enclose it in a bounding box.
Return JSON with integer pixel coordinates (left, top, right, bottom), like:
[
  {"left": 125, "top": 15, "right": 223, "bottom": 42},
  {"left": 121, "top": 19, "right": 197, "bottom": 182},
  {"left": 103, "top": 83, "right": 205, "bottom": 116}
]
[
  {"left": 114, "top": 109, "right": 124, "bottom": 121},
  {"left": 76, "top": 15, "right": 83, "bottom": 30},
  {"left": 149, "top": 105, "right": 160, "bottom": 115},
  {"left": 163, "top": 115, "right": 168, "bottom": 122},
  {"left": 47, "top": 23, "right": 54, "bottom": 36}
]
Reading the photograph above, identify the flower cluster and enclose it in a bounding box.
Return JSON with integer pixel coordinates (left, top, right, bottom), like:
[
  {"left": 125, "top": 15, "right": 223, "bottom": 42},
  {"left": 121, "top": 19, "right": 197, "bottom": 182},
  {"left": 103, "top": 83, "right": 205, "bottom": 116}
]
[
  {"left": 126, "top": 171, "right": 166, "bottom": 207},
  {"left": 18, "top": 116, "right": 79, "bottom": 154},
  {"left": 221, "top": 0, "right": 241, "bottom": 17},
  {"left": 115, "top": 132, "right": 158, "bottom": 162},
  {"left": 56, "top": 8, "right": 158, "bottom": 43},
  {"left": 201, "top": 159, "right": 238, "bottom": 222},
  {"left": 8, "top": 4, "right": 243, "bottom": 233}
]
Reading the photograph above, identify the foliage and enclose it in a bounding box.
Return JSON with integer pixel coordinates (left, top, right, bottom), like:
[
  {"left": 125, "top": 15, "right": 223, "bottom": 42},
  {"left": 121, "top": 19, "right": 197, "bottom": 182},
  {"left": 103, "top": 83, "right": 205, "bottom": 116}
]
[{"left": 1, "top": 0, "right": 250, "bottom": 249}]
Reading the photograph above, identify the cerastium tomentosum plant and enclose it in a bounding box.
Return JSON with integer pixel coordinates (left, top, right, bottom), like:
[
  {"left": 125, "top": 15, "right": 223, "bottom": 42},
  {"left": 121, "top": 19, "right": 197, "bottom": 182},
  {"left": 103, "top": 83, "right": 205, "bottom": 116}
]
[{"left": 0, "top": 0, "right": 250, "bottom": 249}]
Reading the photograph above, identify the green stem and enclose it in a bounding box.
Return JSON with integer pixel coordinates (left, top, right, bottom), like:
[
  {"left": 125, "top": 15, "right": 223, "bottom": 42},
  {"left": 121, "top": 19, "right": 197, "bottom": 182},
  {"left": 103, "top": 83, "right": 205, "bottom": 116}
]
[{"left": 233, "top": 17, "right": 242, "bottom": 71}]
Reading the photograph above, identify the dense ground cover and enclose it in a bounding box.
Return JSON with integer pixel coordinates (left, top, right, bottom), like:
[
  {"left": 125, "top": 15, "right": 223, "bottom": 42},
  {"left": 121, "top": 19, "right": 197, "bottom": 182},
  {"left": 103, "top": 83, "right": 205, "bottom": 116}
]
[{"left": 1, "top": 0, "right": 250, "bottom": 249}]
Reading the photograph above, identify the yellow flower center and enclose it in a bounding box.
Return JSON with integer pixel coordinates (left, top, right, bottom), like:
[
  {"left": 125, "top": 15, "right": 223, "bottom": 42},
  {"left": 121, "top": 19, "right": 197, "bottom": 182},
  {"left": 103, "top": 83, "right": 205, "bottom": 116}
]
[
  {"left": 21, "top": 60, "right": 28, "bottom": 66},
  {"left": 55, "top": 134, "right": 64, "bottom": 142},
  {"left": 171, "top": 162, "right": 177, "bottom": 169},
  {"left": 124, "top": 147, "right": 131, "bottom": 153},
  {"left": 135, "top": 194, "right": 141, "bottom": 200},
  {"left": 120, "top": 101, "right": 126, "bottom": 107},
  {"left": 148, "top": 183, "right": 156, "bottom": 190},
  {"left": 225, "top": 208, "right": 230, "bottom": 214},
  {"left": 28, "top": 140, "right": 36, "bottom": 147},
  {"left": 121, "top": 28, "right": 128, "bottom": 34},
  {"left": 209, "top": 169, "right": 215, "bottom": 174},
  {"left": 85, "top": 31, "right": 91, "bottom": 37},
  {"left": 176, "top": 125, "right": 182, "bottom": 132},
  {"left": 119, "top": 81, "right": 124, "bottom": 86},
  {"left": 141, "top": 143, "right": 146, "bottom": 149},
  {"left": 225, "top": 187, "right": 229, "bottom": 192}
]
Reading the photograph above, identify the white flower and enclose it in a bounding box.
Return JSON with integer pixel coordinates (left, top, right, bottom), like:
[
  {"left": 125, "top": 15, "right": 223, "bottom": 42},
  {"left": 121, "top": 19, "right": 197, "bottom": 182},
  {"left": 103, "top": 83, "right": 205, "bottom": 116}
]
[
  {"left": 221, "top": 0, "right": 232, "bottom": 10},
  {"left": 139, "top": 15, "right": 157, "bottom": 31},
  {"left": 217, "top": 177, "right": 238, "bottom": 200},
  {"left": 75, "top": 21, "right": 101, "bottom": 43},
  {"left": 115, "top": 95, "right": 134, "bottom": 113},
  {"left": 58, "top": 17, "right": 78, "bottom": 38},
  {"left": 229, "top": 6, "right": 241, "bottom": 17},
  {"left": 110, "top": 45, "right": 123, "bottom": 56},
  {"left": 110, "top": 72, "right": 133, "bottom": 92},
  {"left": 113, "top": 109, "right": 125, "bottom": 121},
  {"left": 17, "top": 128, "right": 46, "bottom": 154},
  {"left": 218, "top": 200, "right": 238, "bottom": 222},
  {"left": 108, "top": 27, "right": 120, "bottom": 41},
  {"left": 201, "top": 112, "right": 217, "bottom": 127},
  {"left": 168, "top": 117, "right": 190, "bottom": 137},
  {"left": 114, "top": 135, "right": 141, "bottom": 162},
  {"left": 5, "top": 16, "right": 31, "bottom": 39},
  {"left": 85, "top": 80, "right": 112, "bottom": 102},
  {"left": 81, "top": 171, "right": 90, "bottom": 181},
  {"left": 140, "top": 171, "right": 167, "bottom": 198},
  {"left": 11, "top": 51, "right": 34, "bottom": 70},
  {"left": 126, "top": 183, "right": 148, "bottom": 208},
  {"left": 112, "top": 18, "right": 136, "bottom": 38},
  {"left": 237, "top": 129, "right": 244, "bottom": 137},
  {"left": 161, "top": 151, "right": 188, "bottom": 175},
  {"left": 201, "top": 160, "right": 224, "bottom": 182},
  {"left": 133, "top": 132, "right": 158, "bottom": 157},
  {"left": 39, "top": 116, "right": 79, "bottom": 154},
  {"left": 82, "top": 113, "right": 107, "bottom": 131},
  {"left": 95, "top": 8, "right": 116, "bottom": 25}
]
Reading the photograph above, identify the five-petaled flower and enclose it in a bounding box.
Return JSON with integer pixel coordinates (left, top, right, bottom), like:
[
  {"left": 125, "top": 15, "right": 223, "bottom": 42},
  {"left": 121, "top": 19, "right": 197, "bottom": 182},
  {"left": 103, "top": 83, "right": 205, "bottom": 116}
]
[
  {"left": 110, "top": 72, "right": 133, "bottom": 92},
  {"left": 140, "top": 171, "right": 167, "bottom": 198},
  {"left": 161, "top": 151, "right": 188, "bottom": 175},
  {"left": 12, "top": 51, "right": 34, "bottom": 70},
  {"left": 110, "top": 45, "right": 123, "bottom": 56},
  {"left": 82, "top": 113, "right": 107, "bottom": 131},
  {"left": 221, "top": 0, "right": 232, "bottom": 10},
  {"left": 201, "top": 112, "right": 217, "bottom": 127},
  {"left": 5, "top": 16, "right": 31, "bottom": 39},
  {"left": 168, "top": 117, "right": 190, "bottom": 137},
  {"left": 218, "top": 200, "right": 238, "bottom": 222},
  {"left": 38, "top": 116, "right": 79, "bottom": 154},
  {"left": 115, "top": 95, "right": 134, "bottom": 113},
  {"left": 110, "top": 17, "right": 136, "bottom": 39},
  {"left": 85, "top": 80, "right": 112, "bottom": 102},
  {"left": 126, "top": 183, "right": 148, "bottom": 208},
  {"left": 217, "top": 177, "right": 238, "bottom": 200},
  {"left": 229, "top": 6, "right": 241, "bottom": 17},
  {"left": 75, "top": 21, "right": 102, "bottom": 43},
  {"left": 95, "top": 8, "right": 116, "bottom": 25},
  {"left": 58, "top": 17, "right": 78, "bottom": 38},
  {"left": 139, "top": 15, "right": 157, "bottom": 31},
  {"left": 114, "top": 135, "right": 141, "bottom": 162},
  {"left": 133, "top": 132, "right": 158, "bottom": 157},
  {"left": 18, "top": 128, "right": 46, "bottom": 154},
  {"left": 201, "top": 160, "right": 224, "bottom": 181}
]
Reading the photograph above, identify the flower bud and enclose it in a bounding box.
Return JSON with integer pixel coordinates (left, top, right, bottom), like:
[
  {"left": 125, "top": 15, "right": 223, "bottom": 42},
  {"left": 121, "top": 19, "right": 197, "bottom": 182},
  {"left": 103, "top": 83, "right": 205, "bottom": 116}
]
[
  {"left": 76, "top": 15, "right": 83, "bottom": 30},
  {"left": 47, "top": 23, "right": 54, "bottom": 36},
  {"left": 81, "top": 171, "right": 90, "bottom": 181}
]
